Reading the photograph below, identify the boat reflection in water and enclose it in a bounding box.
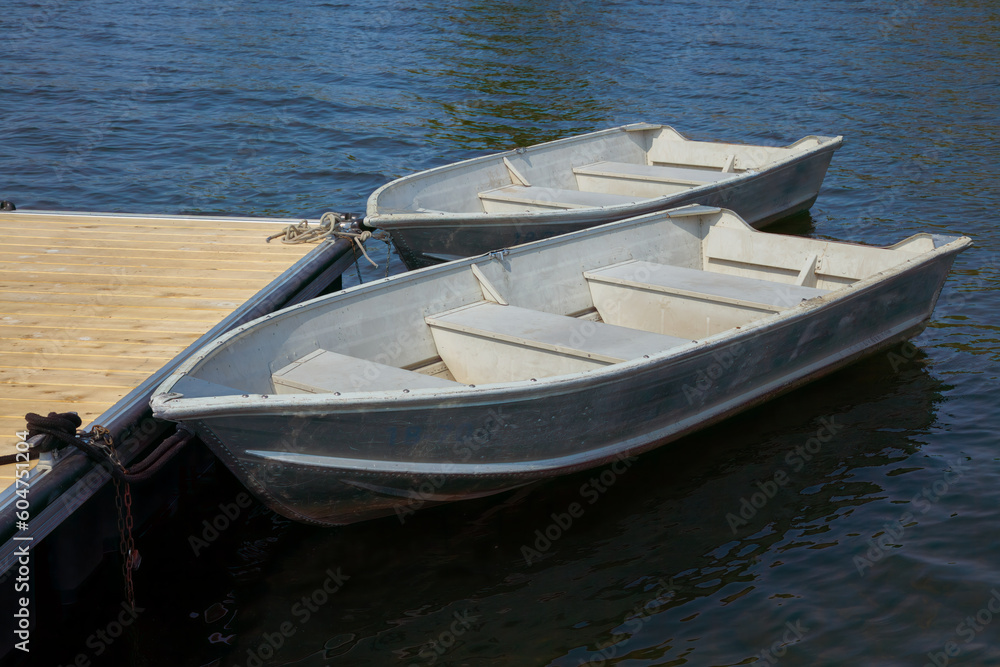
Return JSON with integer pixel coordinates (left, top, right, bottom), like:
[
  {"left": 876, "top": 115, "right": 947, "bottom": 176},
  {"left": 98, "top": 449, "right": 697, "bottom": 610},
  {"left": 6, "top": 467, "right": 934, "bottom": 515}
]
[{"left": 169, "top": 347, "right": 949, "bottom": 667}]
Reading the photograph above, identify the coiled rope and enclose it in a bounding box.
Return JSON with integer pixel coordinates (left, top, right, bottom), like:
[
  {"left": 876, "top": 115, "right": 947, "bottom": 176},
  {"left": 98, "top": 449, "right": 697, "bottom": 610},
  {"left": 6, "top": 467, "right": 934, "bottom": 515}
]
[
  {"left": 266, "top": 211, "right": 392, "bottom": 278},
  {"left": 24, "top": 411, "right": 195, "bottom": 483}
]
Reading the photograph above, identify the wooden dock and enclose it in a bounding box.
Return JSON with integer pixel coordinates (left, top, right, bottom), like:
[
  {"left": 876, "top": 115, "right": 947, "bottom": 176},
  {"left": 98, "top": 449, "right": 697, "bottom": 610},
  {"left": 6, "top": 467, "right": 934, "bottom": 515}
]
[{"left": 0, "top": 211, "right": 329, "bottom": 459}]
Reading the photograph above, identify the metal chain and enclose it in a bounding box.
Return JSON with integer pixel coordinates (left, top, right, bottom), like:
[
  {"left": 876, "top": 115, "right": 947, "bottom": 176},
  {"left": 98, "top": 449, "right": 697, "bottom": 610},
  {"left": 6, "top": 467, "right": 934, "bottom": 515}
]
[
  {"left": 123, "top": 483, "right": 136, "bottom": 610},
  {"left": 95, "top": 425, "right": 137, "bottom": 612},
  {"left": 92, "top": 425, "right": 118, "bottom": 465}
]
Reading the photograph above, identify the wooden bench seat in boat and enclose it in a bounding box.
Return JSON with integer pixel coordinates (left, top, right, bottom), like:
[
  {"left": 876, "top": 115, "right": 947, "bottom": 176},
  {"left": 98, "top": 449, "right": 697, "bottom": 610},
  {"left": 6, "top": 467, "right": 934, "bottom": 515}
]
[
  {"left": 425, "top": 302, "right": 690, "bottom": 384},
  {"left": 478, "top": 184, "right": 649, "bottom": 213},
  {"left": 573, "top": 161, "right": 741, "bottom": 198},
  {"left": 585, "top": 260, "right": 831, "bottom": 339},
  {"left": 272, "top": 349, "right": 458, "bottom": 394}
]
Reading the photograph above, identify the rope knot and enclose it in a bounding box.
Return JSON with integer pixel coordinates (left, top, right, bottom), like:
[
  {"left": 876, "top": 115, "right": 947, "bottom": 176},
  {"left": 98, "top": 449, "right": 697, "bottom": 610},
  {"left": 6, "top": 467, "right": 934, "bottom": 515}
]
[
  {"left": 25, "top": 411, "right": 82, "bottom": 451},
  {"left": 21, "top": 412, "right": 195, "bottom": 483},
  {"left": 262, "top": 211, "right": 391, "bottom": 277}
]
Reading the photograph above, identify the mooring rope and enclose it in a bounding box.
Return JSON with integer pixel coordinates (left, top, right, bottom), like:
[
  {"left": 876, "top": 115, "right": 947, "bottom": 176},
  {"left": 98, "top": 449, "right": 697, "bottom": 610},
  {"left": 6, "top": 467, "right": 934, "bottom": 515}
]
[
  {"left": 334, "top": 228, "right": 381, "bottom": 268},
  {"left": 266, "top": 211, "right": 345, "bottom": 245},
  {"left": 265, "top": 211, "right": 391, "bottom": 271},
  {"left": 24, "top": 411, "right": 195, "bottom": 483}
]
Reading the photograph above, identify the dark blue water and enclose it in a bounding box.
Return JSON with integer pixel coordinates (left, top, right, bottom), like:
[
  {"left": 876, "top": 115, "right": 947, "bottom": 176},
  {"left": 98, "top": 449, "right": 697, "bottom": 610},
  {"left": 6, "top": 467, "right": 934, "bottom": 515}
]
[{"left": 3, "top": 0, "right": 999, "bottom": 665}]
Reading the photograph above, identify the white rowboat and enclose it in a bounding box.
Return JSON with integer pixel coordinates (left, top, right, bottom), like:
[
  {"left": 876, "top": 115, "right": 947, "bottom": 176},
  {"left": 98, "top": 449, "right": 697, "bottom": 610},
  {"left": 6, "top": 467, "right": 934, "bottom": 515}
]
[
  {"left": 366, "top": 123, "right": 843, "bottom": 268},
  {"left": 150, "top": 206, "right": 968, "bottom": 526}
]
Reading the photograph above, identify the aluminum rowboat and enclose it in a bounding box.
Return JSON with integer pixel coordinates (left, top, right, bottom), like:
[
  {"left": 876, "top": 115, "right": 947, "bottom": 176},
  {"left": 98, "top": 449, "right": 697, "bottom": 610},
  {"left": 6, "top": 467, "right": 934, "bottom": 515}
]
[
  {"left": 150, "top": 205, "right": 968, "bottom": 526},
  {"left": 366, "top": 123, "right": 843, "bottom": 268}
]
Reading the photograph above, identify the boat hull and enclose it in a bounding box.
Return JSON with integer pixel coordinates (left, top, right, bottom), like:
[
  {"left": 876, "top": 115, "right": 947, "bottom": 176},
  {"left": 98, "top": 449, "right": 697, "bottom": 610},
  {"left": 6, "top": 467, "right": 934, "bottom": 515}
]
[{"left": 171, "top": 250, "right": 958, "bottom": 526}]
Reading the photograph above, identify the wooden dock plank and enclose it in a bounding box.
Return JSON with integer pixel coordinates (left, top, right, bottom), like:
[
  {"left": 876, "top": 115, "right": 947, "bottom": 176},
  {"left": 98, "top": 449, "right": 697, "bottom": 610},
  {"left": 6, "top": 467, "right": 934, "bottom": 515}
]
[
  {"left": 0, "top": 271, "right": 294, "bottom": 290},
  {"left": 0, "top": 291, "right": 245, "bottom": 311},
  {"left": 6, "top": 233, "right": 289, "bottom": 246},
  {"left": 0, "top": 331, "right": 205, "bottom": 359},
  {"left": 0, "top": 282, "right": 254, "bottom": 302},
  {"left": 0, "top": 238, "right": 315, "bottom": 253},
  {"left": 0, "top": 243, "right": 309, "bottom": 257},
  {"left": 1, "top": 315, "right": 217, "bottom": 335},
  {"left": 4, "top": 220, "right": 284, "bottom": 232},
  {"left": 0, "top": 212, "right": 321, "bottom": 457},
  {"left": 0, "top": 301, "right": 235, "bottom": 322},
  {"left": 0, "top": 265, "right": 298, "bottom": 279},
  {"left": 2, "top": 306, "right": 244, "bottom": 323},
  {"left": 6, "top": 214, "right": 310, "bottom": 232},
  {"left": 0, "top": 326, "right": 232, "bottom": 346},
  {"left": 1, "top": 352, "right": 169, "bottom": 371},
  {"left": 2, "top": 375, "right": 150, "bottom": 394},
  {"left": 0, "top": 252, "right": 297, "bottom": 270}
]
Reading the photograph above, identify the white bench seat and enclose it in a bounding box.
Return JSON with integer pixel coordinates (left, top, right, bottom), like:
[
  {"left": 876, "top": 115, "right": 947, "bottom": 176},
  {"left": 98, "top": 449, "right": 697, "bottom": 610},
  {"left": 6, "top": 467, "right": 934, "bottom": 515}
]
[
  {"left": 585, "top": 260, "right": 830, "bottom": 339},
  {"left": 426, "top": 302, "right": 690, "bottom": 384},
  {"left": 587, "top": 260, "right": 830, "bottom": 309},
  {"left": 478, "top": 184, "right": 649, "bottom": 213},
  {"left": 272, "top": 349, "right": 457, "bottom": 394}
]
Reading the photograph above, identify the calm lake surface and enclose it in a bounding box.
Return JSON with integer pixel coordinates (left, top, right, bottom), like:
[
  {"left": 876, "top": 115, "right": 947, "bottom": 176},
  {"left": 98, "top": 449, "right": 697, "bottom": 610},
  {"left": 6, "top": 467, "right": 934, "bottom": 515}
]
[{"left": 3, "top": 0, "right": 1000, "bottom": 665}]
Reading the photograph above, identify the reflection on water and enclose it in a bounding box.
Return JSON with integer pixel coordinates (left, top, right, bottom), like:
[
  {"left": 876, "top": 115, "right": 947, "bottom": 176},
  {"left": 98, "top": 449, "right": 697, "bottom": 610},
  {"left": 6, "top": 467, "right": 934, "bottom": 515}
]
[
  {"left": 413, "top": 0, "right": 616, "bottom": 150},
  {"left": 34, "top": 348, "right": 950, "bottom": 666},
  {"left": 756, "top": 210, "right": 818, "bottom": 238}
]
